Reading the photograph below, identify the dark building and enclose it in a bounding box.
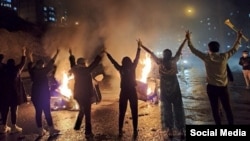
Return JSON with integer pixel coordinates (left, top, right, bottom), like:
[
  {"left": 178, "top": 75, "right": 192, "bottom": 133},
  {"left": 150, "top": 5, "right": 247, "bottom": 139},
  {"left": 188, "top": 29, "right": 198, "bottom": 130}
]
[
  {"left": 0, "top": 0, "right": 68, "bottom": 26},
  {"left": 0, "top": 0, "right": 18, "bottom": 11}
]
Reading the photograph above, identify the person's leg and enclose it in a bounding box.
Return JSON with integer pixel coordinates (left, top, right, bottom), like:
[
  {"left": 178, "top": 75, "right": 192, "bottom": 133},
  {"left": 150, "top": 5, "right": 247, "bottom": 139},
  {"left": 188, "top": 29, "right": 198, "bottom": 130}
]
[
  {"left": 43, "top": 100, "right": 53, "bottom": 127},
  {"left": 10, "top": 105, "right": 22, "bottom": 133},
  {"left": 74, "top": 99, "right": 84, "bottom": 130},
  {"left": 219, "top": 86, "right": 234, "bottom": 125},
  {"left": 10, "top": 105, "right": 17, "bottom": 125},
  {"left": 33, "top": 102, "right": 43, "bottom": 128},
  {"left": 128, "top": 88, "right": 138, "bottom": 138},
  {"left": 242, "top": 70, "right": 249, "bottom": 88},
  {"left": 246, "top": 70, "right": 250, "bottom": 88},
  {"left": 207, "top": 84, "right": 221, "bottom": 125},
  {"left": 1, "top": 105, "right": 9, "bottom": 126},
  {"left": 0, "top": 105, "right": 10, "bottom": 133},
  {"left": 83, "top": 101, "right": 92, "bottom": 136},
  {"left": 119, "top": 91, "right": 128, "bottom": 136},
  {"left": 173, "top": 96, "right": 185, "bottom": 130},
  {"left": 43, "top": 99, "right": 60, "bottom": 135},
  {"left": 160, "top": 79, "right": 173, "bottom": 131}
]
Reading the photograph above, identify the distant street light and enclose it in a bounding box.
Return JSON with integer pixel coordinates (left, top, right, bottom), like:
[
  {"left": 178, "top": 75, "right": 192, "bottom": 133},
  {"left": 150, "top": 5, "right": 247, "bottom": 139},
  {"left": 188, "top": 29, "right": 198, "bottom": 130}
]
[
  {"left": 61, "top": 16, "right": 65, "bottom": 24},
  {"left": 185, "top": 6, "right": 195, "bottom": 17}
]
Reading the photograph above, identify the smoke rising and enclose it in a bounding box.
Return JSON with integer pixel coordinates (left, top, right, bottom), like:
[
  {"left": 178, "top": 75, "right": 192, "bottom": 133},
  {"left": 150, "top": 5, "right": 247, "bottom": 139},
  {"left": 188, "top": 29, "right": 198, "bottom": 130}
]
[
  {"left": 43, "top": 0, "right": 190, "bottom": 88},
  {"left": 40, "top": 0, "right": 248, "bottom": 88}
]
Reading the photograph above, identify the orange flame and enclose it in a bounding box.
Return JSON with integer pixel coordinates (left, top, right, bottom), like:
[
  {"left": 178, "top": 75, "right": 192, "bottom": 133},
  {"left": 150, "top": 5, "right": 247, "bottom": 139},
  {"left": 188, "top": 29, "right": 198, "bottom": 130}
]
[
  {"left": 140, "top": 53, "right": 152, "bottom": 83},
  {"left": 57, "top": 72, "right": 74, "bottom": 98},
  {"left": 139, "top": 53, "right": 154, "bottom": 95}
]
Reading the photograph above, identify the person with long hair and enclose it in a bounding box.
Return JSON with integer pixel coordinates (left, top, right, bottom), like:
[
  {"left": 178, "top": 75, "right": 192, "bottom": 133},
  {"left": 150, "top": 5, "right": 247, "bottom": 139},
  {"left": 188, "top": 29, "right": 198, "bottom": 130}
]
[
  {"left": 139, "top": 34, "right": 187, "bottom": 138},
  {"left": 105, "top": 41, "right": 141, "bottom": 139},
  {"left": 28, "top": 49, "right": 60, "bottom": 136}
]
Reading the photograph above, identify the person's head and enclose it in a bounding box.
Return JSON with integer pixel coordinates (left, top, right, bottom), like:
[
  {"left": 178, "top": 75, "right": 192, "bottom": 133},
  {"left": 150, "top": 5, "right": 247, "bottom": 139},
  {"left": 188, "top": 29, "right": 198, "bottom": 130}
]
[
  {"left": 163, "top": 49, "right": 172, "bottom": 60},
  {"left": 122, "top": 56, "right": 132, "bottom": 67},
  {"left": 0, "top": 54, "right": 4, "bottom": 62},
  {"left": 208, "top": 41, "right": 220, "bottom": 53},
  {"left": 77, "top": 58, "right": 86, "bottom": 67},
  {"left": 7, "top": 59, "right": 15, "bottom": 66},
  {"left": 35, "top": 59, "right": 45, "bottom": 68},
  {"left": 242, "top": 50, "right": 249, "bottom": 58}
]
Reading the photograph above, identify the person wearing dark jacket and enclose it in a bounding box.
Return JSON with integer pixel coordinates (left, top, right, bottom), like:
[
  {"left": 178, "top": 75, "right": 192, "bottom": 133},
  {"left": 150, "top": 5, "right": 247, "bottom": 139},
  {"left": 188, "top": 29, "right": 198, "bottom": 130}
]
[
  {"left": 239, "top": 50, "right": 250, "bottom": 89},
  {"left": 28, "top": 49, "right": 60, "bottom": 136},
  {"left": 0, "top": 48, "right": 26, "bottom": 134},
  {"left": 106, "top": 41, "right": 141, "bottom": 139},
  {"left": 69, "top": 49, "right": 102, "bottom": 139}
]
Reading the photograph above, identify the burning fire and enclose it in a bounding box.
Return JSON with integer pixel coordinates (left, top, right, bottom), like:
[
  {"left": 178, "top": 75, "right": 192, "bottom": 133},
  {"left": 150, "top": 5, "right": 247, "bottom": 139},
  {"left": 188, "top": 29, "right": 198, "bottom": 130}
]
[
  {"left": 139, "top": 53, "right": 155, "bottom": 96},
  {"left": 55, "top": 71, "right": 80, "bottom": 110},
  {"left": 57, "top": 72, "right": 74, "bottom": 99},
  {"left": 140, "top": 53, "right": 152, "bottom": 83}
]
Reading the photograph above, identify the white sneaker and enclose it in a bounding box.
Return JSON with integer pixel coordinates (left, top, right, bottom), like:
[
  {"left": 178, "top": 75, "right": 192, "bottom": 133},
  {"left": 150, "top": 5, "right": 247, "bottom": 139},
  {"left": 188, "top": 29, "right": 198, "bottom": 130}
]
[
  {"left": 48, "top": 127, "right": 60, "bottom": 136},
  {"left": 38, "top": 128, "right": 47, "bottom": 136},
  {"left": 0, "top": 125, "right": 11, "bottom": 134},
  {"left": 11, "top": 125, "right": 22, "bottom": 133}
]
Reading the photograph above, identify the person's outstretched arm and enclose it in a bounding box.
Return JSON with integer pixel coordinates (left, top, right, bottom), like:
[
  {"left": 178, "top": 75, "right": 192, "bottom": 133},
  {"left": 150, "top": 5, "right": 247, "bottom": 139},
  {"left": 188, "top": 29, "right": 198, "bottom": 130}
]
[
  {"left": 133, "top": 41, "right": 141, "bottom": 66},
  {"left": 186, "top": 30, "right": 206, "bottom": 60},
  {"left": 44, "top": 49, "right": 60, "bottom": 73},
  {"left": 174, "top": 36, "right": 187, "bottom": 60},
  {"left": 224, "top": 30, "right": 243, "bottom": 59},
  {"left": 239, "top": 57, "right": 244, "bottom": 66},
  {"left": 139, "top": 41, "right": 160, "bottom": 64},
  {"left": 88, "top": 54, "right": 102, "bottom": 71},
  {"left": 106, "top": 52, "right": 121, "bottom": 70},
  {"left": 17, "top": 47, "right": 27, "bottom": 71},
  {"left": 47, "top": 49, "right": 59, "bottom": 67},
  {"left": 69, "top": 48, "right": 76, "bottom": 68},
  {"left": 27, "top": 51, "right": 34, "bottom": 71}
]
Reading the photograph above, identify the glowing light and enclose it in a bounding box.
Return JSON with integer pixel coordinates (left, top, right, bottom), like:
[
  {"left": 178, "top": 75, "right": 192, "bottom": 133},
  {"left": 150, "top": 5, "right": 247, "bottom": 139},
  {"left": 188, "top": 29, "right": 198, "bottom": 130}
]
[
  {"left": 139, "top": 53, "right": 155, "bottom": 96},
  {"left": 185, "top": 6, "right": 195, "bottom": 17},
  {"left": 57, "top": 72, "right": 74, "bottom": 98},
  {"left": 140, "top": 53, "right": 152, "bottom": 83}
]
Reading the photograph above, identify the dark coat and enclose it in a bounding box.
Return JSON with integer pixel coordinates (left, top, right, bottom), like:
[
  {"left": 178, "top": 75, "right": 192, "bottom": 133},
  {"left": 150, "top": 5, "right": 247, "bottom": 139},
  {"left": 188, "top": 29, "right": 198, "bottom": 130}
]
[
  {"left": 69, "top": 55, "right": 101, "bottom": 104},
  {"left": 239, "top": 56, "right": 250, "bottom": 70},
  {"left": 3, "top": 56, "right": 27, "bottom": 106},
  {"left": 28, "top": 60, "right": 55, "bottom": 104}
]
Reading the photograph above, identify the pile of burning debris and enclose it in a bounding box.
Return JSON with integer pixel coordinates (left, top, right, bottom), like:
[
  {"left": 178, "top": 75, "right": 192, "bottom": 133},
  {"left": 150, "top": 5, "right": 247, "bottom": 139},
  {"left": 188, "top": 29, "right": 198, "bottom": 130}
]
[
  {"left": 50, "top": 52, "right": 160, "bottom": 110},
  {"left": 50, "top": 73, "right": 103, "bottom": 111}
]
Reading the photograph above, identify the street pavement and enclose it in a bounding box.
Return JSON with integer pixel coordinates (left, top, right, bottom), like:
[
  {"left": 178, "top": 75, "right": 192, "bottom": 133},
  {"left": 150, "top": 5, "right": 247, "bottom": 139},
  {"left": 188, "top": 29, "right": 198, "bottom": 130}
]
[{"left": 0, "top": 67, "right": 250, "bottom": 141}]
